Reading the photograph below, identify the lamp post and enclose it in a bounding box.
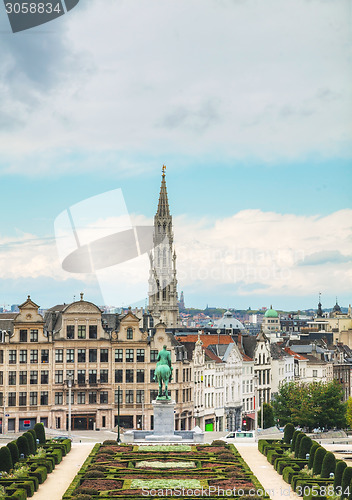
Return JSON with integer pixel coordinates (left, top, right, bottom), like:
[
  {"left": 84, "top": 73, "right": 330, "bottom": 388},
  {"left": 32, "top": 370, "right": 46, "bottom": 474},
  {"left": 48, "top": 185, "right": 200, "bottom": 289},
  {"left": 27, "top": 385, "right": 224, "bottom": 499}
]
[
  {"left": 254, "top": 374, "right": 258, "bottom": 435},
  {"left": 66, "top": 372, "right": 73, "bottom": 438},
  {"left": 117, "top": 386, "right": 121, "bottom": 443}
]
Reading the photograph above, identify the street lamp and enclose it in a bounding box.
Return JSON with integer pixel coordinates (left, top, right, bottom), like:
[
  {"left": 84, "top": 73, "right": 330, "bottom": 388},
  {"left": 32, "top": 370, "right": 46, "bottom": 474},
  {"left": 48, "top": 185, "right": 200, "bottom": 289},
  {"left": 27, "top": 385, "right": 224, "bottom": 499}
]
[
  {"left": 254, "top": 374, "right": 258, "bottom": 436},
  {"left": 66, "top": 372, "right": 74, "bottom": 438},
  {"left": 117, "top": 386, "right": 121, "bottom": 443}
]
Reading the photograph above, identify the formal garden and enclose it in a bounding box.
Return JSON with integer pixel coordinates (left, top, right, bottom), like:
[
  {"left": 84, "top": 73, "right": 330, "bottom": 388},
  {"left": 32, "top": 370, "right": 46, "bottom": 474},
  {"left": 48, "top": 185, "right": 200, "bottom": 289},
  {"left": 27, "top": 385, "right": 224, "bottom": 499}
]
[
  {"left": 0, "top": 423, "right": 71, "bottom": 500},
  {"left": 63, "top": 440, "right": 270, "bottom": 500},
  {"left": 259, "top": 423, "right": 352, "bottom": 500}
]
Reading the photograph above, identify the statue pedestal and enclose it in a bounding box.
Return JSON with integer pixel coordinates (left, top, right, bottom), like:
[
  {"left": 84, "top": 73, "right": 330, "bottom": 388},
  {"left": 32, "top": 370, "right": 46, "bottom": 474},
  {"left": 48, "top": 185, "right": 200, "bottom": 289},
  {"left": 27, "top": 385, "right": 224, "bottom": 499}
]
[{"left": 145, "top": 400, "right": 182, "bottom": 441}]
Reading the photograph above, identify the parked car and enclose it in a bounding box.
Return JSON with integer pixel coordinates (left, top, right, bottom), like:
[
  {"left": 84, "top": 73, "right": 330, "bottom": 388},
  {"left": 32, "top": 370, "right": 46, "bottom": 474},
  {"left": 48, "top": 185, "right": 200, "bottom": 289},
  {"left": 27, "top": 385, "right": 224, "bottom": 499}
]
[{"left": 224, "top": 431, "right": 256, "bottom": 443}]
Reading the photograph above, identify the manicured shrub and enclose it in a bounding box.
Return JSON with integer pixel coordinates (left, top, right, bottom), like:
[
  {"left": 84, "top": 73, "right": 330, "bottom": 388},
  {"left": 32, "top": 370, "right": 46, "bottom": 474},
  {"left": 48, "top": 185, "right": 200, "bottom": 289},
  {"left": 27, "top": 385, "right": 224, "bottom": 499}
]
[
  {"left": 294, "top": 432, "right": 304, "bottom": 457},
  {"left": 321, "top": 451, "right": 336, "bottom": 479},
  {"left": 97, "top": 447, "right": 114, "bottom": 455},
  {"left": 34, "top": 423, "right": 46, "bottom": 444},
  {"left": 218, "top": 453, "right": 235, "bottom": 462},
  {"left": 313, "top": 447, "right": 327, "bottom": 475},
  {"left": 211, "top": 440, "right": 227, "bottom": 447},
  {"left": 0, "top": 446, "right": 13, "bottom": 472},
  {"left": 88, "top": 465, "right": 105, "bottom": 472},
  {"left": 16, "top": 435, "right": 30, "bottom": 458},
  {"left": 85, "top": 470, "right": 105, "bottom": 478},
  {"left": 283, "top": 423, "right": 295, "bottom": 444},
  {"left": 258, "top": 439, "right": 268, "bottom": 454},
  {"left": 24, "top": 431, "right": 36, "bottom": 455},
  {"left": 335, "top": 460, "right": 347, "bottom": 489},
  {"left": 29, "top": 429, "right": 38, "bottom": 451},
  {"left": 308, "top": 442, "right": 320, "bottom": 469},
  {"left": 102, "top": 440, "right": 117, "bottom": 445},
  {"left": 73, "top": 488, "right": 98, "bottom": 496},
  {"left": 341, "top": 467, "right": 352, "bottom": 499},
  {"left": 298, "top": 435, "right": 312, "bottom": 459},
  {"left": 290, "top": 430, "right": 301, "bottom": 452},
  {"left": 7, "top": 441, "right": 19, "bottom": 466},
  {"left": 62, "top": 438, "right": 71, "bottom": 453}
]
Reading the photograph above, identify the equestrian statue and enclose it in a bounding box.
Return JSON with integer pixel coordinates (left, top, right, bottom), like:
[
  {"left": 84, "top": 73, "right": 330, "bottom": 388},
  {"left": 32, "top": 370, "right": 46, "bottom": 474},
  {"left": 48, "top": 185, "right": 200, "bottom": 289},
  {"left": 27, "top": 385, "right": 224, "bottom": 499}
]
[{"left": 153, "top": 345, "right": 173, "bottom": 400}]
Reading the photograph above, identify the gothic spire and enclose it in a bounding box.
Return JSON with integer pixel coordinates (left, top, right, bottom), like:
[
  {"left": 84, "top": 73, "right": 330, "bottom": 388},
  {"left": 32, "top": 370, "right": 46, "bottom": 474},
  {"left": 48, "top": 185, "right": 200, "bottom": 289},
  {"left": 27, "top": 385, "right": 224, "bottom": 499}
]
[{"left": 156, "top": 165, "right": 170, "bottom": 218}]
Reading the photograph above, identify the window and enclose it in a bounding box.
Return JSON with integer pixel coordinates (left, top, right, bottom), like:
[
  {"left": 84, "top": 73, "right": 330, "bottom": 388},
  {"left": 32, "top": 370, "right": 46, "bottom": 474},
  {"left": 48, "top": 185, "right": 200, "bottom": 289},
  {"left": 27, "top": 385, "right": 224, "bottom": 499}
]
[
  {"left": 30, "top": 371, "right": 38, "bottom": 384},
  {"left": 77, "top": 392, "right": 86, "bottom": 404},
  {"left": 114, "top": 390, "right": 123, "bottom": 404},
  {"left": 150, "top": 350, "right": 158, "bottom": 362},
  {"left": 89, "top": 391, "right": 97, "bottom": 404},
  {"left": 8, "top": 372, "right": 16, "bottom": 385},
  {"left": 175, "top": 369, "right": 178, "bottom": 383},
  {"left": 55, "top": 370, "right": 63, "bottom": 384},
  {"left": 150, "top": 369, "right": 155, "bottom": 383},
  {"left": 55, "top": 349, "right": 63, "bottom": 363},
  {"left": 0, "top": 393, "right": 3, "bottom": 406},
  {"left": 115, "top": 369, "right": 123, "bottom": 383},
  {"left": 137, "top": 369, "right": 145, "bottom": 383},
  {"left": 127, "top": 328, "right": 133, "bottom": 340},
  {"left": 313, "top": 370, "right": 318, "bottom": 378},
  {"left": 0, "top": 351, "right": 3, "bottom": 364},
  {"left": 55, "top": 392, "right": 63, "bottom": 405},
  {"left": 41, "top": 371, "right": 49, "bottom": 384},
  {"left": 19, "top": 350, "right": 27, "bottom": 364},
  {"left": 0, "top": 372, "right": 2, "bottom": 385},
  {"left": 89, "top": 349, "right": 97, "bottom": 362},
  {"left": 89, "top": 370, "right": 97, "bottom": 384},
  {"left": 136, "top": 390, "right": 144, "bottom": 403},
  {"left": 40, "top": 391, "right": 48, "bottom": 405},
  {"left": 100, "top": 349, "right": 108, "bottom": 363},
  {"left": 29, "top": 392, "right": 37, "bottom": 406},
  {"left": 9, "top": 350, "right": 16, "bottom": 364},
  {"left": 100, "top": 391, "right": 108, "bottom": 404},
  {"left": 136, "top": 349, "right": 145, "bottom": 362},
  {"left": 77, "top": 349, "right": 86, "bottom": 363},
  {"left": 89, "top": 325, "right": 97, "bottom": 339},
  {"left": 8, "top": 392, "right": 16, "bottom": 406},
  {"left": 19, "top": 392, "right": 27, "bottom": 406},
  {"left": 41, "top": 350, "right": 49, "bottom": 363},
  {"left": 30, "top": 329, "right": 38, "bottom": 342},
  {"left": 30, "top": 349, "right": 38, "bottom": 364},
  {"left": 20, "top": 329, "right": 27, "bottom": 342},
  {"left": 19, "top": 371, "right": 27, "bottom": 385},
  {"left": 150, "top": 390, "right": 158, "bottom": 403},
  {"left": 67, "top": 349, "right": 74, "bottom": 363},
  {"left": 125, "top": 390, "right": 133, "bottom": 403},
  {"left": 78, "top": 325, "right": 86, "bottom": 339},
  {"left": 95, "top": 366, "right": 106, "bottom": 383},
  {"left": 126, "top": 349, "right": 134, "bottom": 363},
  {"left": 175, "top": 389, "right": 178, "bottom": 403},
  {"left": 115, "top": 349, "right": 123, "bottom": 362},
  {"left": 66, "top": 325, "right": 74, "bottom": 339},
  {"left": 126, "top": 369, "right": 134, "bottom": 383},
  {"left": 77, "top": 370, "right": 86, "bottom": 384}
]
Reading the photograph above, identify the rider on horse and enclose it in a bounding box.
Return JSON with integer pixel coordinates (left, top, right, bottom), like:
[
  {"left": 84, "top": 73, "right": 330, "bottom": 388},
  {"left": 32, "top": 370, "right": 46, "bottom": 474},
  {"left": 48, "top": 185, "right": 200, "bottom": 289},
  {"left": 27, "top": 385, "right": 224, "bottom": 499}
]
[{"left": 154, "top": 345, "right": 173, "bottom": 399}]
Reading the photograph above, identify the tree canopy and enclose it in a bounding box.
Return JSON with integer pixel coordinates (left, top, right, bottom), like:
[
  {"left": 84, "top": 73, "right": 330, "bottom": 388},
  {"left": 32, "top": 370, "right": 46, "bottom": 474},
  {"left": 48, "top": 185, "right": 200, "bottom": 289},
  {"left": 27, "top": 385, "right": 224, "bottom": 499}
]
[{"left": 272, "top": 380, "right": 346, "bottom": 430}]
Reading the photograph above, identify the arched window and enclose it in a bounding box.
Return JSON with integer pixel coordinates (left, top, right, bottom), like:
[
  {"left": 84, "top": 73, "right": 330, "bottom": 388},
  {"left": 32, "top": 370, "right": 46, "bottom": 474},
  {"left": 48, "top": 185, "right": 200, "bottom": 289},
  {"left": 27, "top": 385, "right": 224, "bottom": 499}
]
[
  {"left": 163, "top": 281, "right": 167, "bottom": 300},
  {"left": 156, "top": 280, "right": 160, "bottom": 300},
  {"left": 158, "top": 223, "right": 161, "bottom": 234}
]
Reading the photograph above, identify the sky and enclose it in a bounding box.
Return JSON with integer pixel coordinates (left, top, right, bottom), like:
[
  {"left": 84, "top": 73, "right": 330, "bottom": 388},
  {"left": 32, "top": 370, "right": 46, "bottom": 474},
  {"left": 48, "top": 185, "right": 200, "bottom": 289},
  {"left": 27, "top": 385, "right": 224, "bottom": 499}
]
[{"left": 0, "top": 0, "right": 351, "bottom": 311}]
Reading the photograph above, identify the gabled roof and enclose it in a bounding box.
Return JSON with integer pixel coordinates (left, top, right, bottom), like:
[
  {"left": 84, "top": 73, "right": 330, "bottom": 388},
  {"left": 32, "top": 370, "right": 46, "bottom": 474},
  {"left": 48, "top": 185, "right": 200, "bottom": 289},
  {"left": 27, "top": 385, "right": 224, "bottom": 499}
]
[
  {"left": 270, "top": 343, "right": 292, "bottom": 360},
  {"left": 283, "top": 347, "right": 308, "bottom": 361},
  {"left": 175, "top": 334, "right": 234, "bottom": 348},
  {"left": 203, "top": 347, "right": 222, "bottom": 363}
]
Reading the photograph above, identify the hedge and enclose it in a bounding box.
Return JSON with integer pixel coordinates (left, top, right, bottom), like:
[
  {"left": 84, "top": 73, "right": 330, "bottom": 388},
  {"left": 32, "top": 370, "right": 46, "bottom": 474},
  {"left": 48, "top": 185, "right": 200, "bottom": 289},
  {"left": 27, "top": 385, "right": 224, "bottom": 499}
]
[
  {"left": 313, "top": 447, "right": 327, "bottom": 475},
  {"left": 321, "top": 451, "right": 336, "bottom": 479},
  {"left": 34, "top": 423, "right": 46, "bottom": 444},
  {"left": 341, "top": 467, "right": 352, "bottom": 499},
  {"left": 16, "top": 435, "right": 30, "bottom": 458},
  {"left": 308, "top": 442, "right": 320, "bottom": 469},
  {"left": 291, "top": 430, "right": 301, "bottom": 452},
  {"left": 0, "top": 446, "right": 13, "bottom": 473},
  {"left": 28, "top": 429, "right": 38, "bottom": 451},
  {"left": 335, "top": 460, "right": 347, "bottom": 489},
  {"left": 24, "top": 431, "right": 36, "bottom": 455},
  {"left": 298, "top": 435, "right": 312, "bottom": 459},
  {"left": 294, "top": 432, "right": 304, "bottom": 458},
  {"left": 283, "top": 423, "right": 295, "bottom": 444},
  {"left": 7, "top": 442, "right": 19, "bottom": 467}
]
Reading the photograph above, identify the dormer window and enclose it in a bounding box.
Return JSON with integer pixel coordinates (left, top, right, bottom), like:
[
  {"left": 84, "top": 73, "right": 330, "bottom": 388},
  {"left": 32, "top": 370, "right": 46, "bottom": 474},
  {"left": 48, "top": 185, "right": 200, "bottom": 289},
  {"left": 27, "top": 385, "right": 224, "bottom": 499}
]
[{"left": 127, "top": 328, "right": 133, "bottom": 340}]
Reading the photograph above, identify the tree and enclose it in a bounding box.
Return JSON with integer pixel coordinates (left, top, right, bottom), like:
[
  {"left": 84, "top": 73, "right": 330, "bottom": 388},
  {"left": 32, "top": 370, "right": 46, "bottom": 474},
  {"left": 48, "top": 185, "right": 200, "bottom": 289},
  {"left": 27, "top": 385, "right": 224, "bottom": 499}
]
[
  {"left": 346, "top": 397, "right": 352, "bottom": 429},
  {"left": 273, "top": 380, "right": 346, "bottom": 430},
  {"left": 258, "top": 403, "right": 275, "bottom": 429},
  {"left": 6, "top": 441, "right": 19, "bottom": 467},
  {"left": 0, "top": 446, "right": 12, "bottom": 473}
]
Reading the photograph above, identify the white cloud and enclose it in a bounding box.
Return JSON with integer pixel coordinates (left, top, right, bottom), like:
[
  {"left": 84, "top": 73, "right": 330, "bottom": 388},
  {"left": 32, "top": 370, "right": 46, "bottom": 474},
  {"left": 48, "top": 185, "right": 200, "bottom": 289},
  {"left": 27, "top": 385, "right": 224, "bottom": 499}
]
[
  {"left": 1, "top": 0, "right": 351, "bottom": 175},
  {"left": 0, "top": 209, "right": 351, "bottom": 305}
]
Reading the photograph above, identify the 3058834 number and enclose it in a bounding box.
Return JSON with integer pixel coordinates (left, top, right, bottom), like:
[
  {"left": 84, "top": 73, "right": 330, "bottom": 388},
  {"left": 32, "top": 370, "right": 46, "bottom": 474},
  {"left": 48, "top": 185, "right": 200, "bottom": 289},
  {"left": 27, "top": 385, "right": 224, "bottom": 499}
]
[{"left": 5, "top": 3, "right": 62, "bottom": 14}]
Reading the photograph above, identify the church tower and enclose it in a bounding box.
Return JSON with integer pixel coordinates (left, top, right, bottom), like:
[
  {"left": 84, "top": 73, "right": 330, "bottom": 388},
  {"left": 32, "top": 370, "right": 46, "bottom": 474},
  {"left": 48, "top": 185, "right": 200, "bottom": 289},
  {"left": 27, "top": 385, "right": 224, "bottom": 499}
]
[{"left": 148, "top": 167, "right": 180, "bottom": 328}]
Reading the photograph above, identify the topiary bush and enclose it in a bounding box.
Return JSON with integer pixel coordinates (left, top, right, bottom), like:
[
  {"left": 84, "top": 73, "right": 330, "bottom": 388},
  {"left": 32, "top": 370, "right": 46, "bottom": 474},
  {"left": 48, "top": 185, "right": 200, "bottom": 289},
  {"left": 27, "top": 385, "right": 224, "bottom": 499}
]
[
  {"left": 0, "top": 446, "right": 13, "bottom": 472},
  {"left": 97, "top": 447, "right": 115, "bottom": 455},
  {"left": 217, "top": 453, "right": 235, "bottom": 462},
  {"left": 85, "top": 470, "right": 105, "bottom": 478},
  {"left": 73, "top": 488, "right": 98, "bottom": 496},
  {"left": 211, "top": 440, "right": 227, "bottom": 447},
  {"left": 298, "top": 435, "right": 312, "bottom": 459},
  {"left": 34, "top": 423, "right": 46, "bottom": 444},
  {"left": 7, "top": 441, "right": 19, "bottom": 467},
  {"left": 290, "top": 430, "right": 300, "bottom": 452},
  {"left": 283, "top": 423, "right": 295, "bottom": 444},
  {"left": 321, "top": 451, "right": 336, "bottom": 479},
  {"left": 341, "top": 467, "right": 352, "bottom": 499},
  {"left": 102, "top": 440, "right": 117, "bottom": 445},
  {"left": 313, "top": 446, "right": 327, "bottom": 475},
  {"left": 24, "top": 431, "right": 36, "bottom": 455},
  {"left": 335, "top": 460, "right": 348, "bottom": 489},
  {"left": 88, "top": 465, "right": 105, "bottom": 472},
  {"left": 294, "top": 432, "right": 304, "bottom": 457},
  {"left": 28, "top": 430, "right": 38, "bottom": 451},
  {"left": 17, "top": 435, "right": 30, "bottom": 458},
  {"left": 308, "top": 442, "right": 320, "bottom": 469}
]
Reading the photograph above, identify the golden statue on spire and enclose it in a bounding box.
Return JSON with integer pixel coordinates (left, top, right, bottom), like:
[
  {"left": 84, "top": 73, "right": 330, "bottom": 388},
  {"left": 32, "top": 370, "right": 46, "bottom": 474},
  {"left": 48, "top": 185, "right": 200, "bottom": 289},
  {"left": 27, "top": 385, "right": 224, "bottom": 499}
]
[{"left": 162, "top": 164, "right": 166, "bottom": 176}]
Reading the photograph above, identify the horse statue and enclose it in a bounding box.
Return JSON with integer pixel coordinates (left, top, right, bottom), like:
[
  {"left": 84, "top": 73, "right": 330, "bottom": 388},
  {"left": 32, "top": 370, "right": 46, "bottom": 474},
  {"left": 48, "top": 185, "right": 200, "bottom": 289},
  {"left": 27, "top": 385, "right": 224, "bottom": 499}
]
[{"left": 153, "top": 345, "right": 173, "bottom": 399}]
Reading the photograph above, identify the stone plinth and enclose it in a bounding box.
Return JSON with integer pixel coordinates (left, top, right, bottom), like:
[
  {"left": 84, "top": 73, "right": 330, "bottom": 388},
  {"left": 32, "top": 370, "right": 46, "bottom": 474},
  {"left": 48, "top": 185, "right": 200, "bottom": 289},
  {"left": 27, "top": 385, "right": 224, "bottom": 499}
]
[{"left": 145, "top": 399, "right": 182, "bottom": 441}]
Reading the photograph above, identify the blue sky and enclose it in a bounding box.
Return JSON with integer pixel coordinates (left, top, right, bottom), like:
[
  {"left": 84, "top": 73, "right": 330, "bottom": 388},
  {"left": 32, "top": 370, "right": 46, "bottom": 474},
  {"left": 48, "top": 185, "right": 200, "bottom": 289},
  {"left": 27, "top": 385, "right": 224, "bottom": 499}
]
[{"left": 0, "top": 0, "right": 351, "bottom": 310}]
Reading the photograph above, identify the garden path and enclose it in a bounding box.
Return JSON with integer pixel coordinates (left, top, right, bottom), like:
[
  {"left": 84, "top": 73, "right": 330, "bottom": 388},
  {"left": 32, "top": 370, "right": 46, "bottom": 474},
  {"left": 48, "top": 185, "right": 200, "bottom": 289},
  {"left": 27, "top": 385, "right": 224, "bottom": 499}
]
[
  {"left": 32, "top": 443, "right": 94, "bottom": 500},
  {"left": 236, "top": 444, "right": 300, "bottom": 499}
]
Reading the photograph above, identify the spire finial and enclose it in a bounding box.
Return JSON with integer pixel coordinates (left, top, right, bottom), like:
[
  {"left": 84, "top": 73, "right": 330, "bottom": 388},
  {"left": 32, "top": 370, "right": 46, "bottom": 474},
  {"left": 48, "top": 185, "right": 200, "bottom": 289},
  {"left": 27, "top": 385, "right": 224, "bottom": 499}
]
[{"left": 162, "top": 164, "right": 166, "bottom": 177}]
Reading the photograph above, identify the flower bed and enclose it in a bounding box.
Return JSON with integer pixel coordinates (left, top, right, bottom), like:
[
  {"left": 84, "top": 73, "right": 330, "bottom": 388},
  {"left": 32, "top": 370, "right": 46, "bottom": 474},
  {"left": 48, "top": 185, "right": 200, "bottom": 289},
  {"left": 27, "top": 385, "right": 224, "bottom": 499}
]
[{"left": 63, "top": 441, "right": 269, "bottom": 499}]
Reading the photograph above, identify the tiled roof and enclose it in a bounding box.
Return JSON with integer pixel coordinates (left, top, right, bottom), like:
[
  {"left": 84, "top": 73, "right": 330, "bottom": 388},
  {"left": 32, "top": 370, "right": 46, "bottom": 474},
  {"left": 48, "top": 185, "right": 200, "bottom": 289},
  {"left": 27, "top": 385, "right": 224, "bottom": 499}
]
[
  {"left": 175, "top": 334, "right": 234, "bottom": 348},
  {"left": 284, "top": 347, "right": 308, "bottom": 361}
]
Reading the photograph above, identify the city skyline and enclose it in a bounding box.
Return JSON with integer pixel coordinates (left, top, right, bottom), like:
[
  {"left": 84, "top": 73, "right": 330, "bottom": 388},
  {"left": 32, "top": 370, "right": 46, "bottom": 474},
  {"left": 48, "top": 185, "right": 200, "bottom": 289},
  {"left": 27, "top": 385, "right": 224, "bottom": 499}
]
[{"left": 0, "top": 0, "right": 351, "bottom": 310}]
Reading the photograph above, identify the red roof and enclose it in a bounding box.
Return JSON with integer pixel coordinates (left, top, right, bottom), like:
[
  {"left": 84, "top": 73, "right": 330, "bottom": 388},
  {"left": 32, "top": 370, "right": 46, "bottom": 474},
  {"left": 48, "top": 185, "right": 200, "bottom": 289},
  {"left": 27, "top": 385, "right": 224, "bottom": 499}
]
[
  {"left": 175, "top": 334, "right": 234, "bottom": 348},
  {"left": 203, "top": 347, "right": 222, "bottom": 363},
  {"left": 284, "top": 347, "right": 308, "bottom": 361}
]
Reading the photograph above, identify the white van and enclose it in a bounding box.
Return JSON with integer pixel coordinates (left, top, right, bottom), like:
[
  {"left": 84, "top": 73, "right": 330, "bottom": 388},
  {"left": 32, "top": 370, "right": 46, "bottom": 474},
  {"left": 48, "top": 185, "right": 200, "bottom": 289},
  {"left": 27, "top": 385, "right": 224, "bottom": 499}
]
[{"left": 224, "top": 431, "right": 256, "bottom": 443}]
